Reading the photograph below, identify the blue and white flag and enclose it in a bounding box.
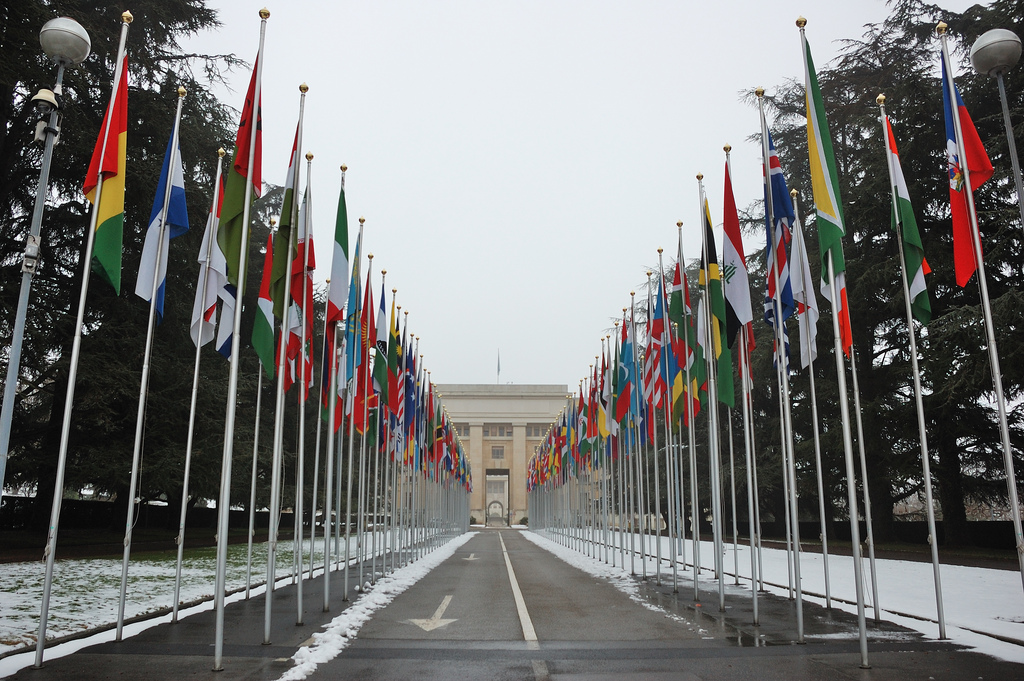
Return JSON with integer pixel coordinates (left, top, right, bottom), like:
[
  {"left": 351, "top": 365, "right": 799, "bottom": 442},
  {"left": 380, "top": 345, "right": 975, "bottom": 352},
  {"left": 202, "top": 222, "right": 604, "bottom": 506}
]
[
  {"left": 190, "top": 180, "right": 227, "bottom": 347},
  {"left": 216, "top": 283, "right": 236, "bottom": 359},
  {"left": 135, "top": 129, "right": 188, "bottom": 321}
]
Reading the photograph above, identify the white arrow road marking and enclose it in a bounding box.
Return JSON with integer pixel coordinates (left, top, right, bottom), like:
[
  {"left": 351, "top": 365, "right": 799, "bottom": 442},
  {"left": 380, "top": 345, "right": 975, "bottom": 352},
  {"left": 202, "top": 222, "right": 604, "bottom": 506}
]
[
  {"left": 463, "top": 553, "right": 479, "bottom": 561},
  {"left": 405, "top": 594, "right": 457, "bottom": 632}
]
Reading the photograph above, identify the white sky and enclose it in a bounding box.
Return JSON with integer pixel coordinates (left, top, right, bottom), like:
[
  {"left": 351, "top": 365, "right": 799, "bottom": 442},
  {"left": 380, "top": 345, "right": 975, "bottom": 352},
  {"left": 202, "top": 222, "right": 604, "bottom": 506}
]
[{"left": 181, "top": 1, "right": 974, "bottom": 390}]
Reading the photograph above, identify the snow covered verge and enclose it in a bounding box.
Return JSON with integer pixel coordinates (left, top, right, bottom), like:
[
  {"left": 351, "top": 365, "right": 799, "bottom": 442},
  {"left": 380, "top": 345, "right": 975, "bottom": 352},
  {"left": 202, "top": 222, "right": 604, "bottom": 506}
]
[
  {"left": 522, "top": 529, "right": 1024, "bottom": 665},
  {"left": 277, "top": 531, "right": 476, "bottom": 681}
]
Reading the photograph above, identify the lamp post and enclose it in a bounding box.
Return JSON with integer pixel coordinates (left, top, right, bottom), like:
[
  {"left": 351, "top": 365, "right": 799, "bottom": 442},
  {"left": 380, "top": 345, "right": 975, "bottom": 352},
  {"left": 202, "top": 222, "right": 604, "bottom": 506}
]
[
  {"left": 971, "top": 28, "right": 1024, "bottom": 229},
  {"left": 0, "top": 17, "right": 90, "bottom": 500}
]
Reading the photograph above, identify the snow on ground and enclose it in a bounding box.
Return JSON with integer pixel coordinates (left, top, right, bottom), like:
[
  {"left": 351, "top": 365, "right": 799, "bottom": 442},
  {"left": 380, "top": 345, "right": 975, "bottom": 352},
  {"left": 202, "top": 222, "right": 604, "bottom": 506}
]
[
  {"left": 526, "top": 529, "right": 1024, "bottom": 664},
  {"left": 278, "top": 531, "right": 476, "bottom": 681},
  {"left": 0, "top": 535, "right": 370, "bottom": 655}
]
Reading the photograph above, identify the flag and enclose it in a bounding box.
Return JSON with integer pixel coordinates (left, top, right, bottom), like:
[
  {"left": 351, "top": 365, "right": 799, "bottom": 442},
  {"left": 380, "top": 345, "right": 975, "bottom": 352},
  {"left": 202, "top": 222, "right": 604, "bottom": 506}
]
[
  {"left": 289, "top": 182, "right": 315, "bottom": 399},
  {"left": 324, "top": 170, "right": 349, "bottom": 407},
  {"left": 135, "top": 122, "right": 189, "bottom": 321},
  {"left": 669, "top": 261, "right": 703, "bottom": 424},
  {"left": 722, "top": 158, "right": 752, "bottom": 348},
  {"left": 614, "top": 311, "right": 635, "bottom": 425},
  {"left": 790, "top": 216, "right": 819, "bottom": 370},
  {"left": 271, "top": 125, "right": 301, "bottom": 320},
  {"left": 217, "top": 54, "right": 262, "bottom": 289},
  {"left": 344, "top": 225, "right": 364, "bottom": 388},
  {"left": 216, "top": 284, "right": 236, "bottom": 359},
  {"left": 801, "top": 33, "right": 853, "bottom": 357},
  {"left": 763, "top": 127, "right": 796, "bottom": 327},
  {"left": 190, "top": 176, "right": 225, "bottom": 347},
  {"left": 885, "top": 114, "right": 932, "bottom": 324},
  {"left": 251, "top": 233, "right": 276, "bottom": 375},
  {"left": 699, "top": 197, "right": 734, "bottom": 408},
  {"left": 941, "top": 49, "right": 994, "bottom": 287},
  {"left": 643, "top": 281, "right": 667, "bottom": 408},
  {"left": 84, "top": 55, "right": 128, "bottom": 294},
  {"left": 372, "top": 282, "right": 389, "bottom": 402}
]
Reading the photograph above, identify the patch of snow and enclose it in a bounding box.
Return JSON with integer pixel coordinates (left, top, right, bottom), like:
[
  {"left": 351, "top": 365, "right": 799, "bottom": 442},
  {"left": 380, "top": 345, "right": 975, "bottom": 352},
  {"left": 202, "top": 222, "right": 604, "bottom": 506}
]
[{"left": 277, "top": 532, "right": 476, "bottom": 681}]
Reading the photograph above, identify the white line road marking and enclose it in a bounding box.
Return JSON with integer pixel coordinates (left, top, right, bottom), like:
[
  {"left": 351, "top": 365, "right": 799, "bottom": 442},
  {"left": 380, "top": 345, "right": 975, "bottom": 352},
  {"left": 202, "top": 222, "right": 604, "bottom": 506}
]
[
  {"left": 404, "top": 594, "right": 457, "bottom": 632},
  {"left": 463, "top": 553, "right": 479, "bottom": 561},
  {"left": 498, "top": 531, "right": 538, "bottom": 645}
]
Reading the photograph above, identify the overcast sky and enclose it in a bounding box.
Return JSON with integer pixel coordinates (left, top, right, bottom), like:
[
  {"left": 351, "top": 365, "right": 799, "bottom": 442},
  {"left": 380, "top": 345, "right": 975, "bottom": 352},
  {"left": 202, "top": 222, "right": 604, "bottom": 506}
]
[{"left": 181, "top": 0, "right": 974, "bottom": 390}]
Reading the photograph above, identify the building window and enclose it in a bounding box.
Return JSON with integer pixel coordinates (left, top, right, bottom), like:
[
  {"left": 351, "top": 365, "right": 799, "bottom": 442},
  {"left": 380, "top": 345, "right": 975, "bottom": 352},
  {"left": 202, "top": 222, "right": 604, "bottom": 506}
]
[
  {"left": 456, "top": 425, "right": 469, "bottom": 437},
  {"left": 491, "top": 446, "right": 504, "bottom": 460},
  {"left": 527, "top": 425, "right": 544, "bottom": 438},
  {"left": 487, "top": 480, "right": 505, "bottom": 494}
]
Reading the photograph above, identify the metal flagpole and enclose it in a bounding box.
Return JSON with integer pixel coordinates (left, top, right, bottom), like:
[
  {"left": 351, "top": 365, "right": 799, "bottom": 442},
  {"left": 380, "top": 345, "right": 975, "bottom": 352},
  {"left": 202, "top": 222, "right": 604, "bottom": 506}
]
[
  {"left": 173, "top": 148, "right": 224, "bottom": 622},
  {"left": 798, "top": 19, "right": 867, "bottom": 665},
  {"left": 294, "top": 152, "right": 315, "bottom": 624},
  {"left": 738, "top": 329, "right": 759, "bottom": 623},
  {"left": 117, "top": 87, "right": 186, "bottom": 640},
  {"left": 848, "top": 349, "right": 880, "bottom": 623},
  {"left": 676, "top": 225, "right": 701, "bottom": 602},
  {"left": 264, "top": 82, "right": 306, "bottom": 646},
  {"left": 697, "top": 175, "right": 726, "bottom": 613},
  {"left": 657, "top": 252, "right": 679, "bottom": 591},
  {"left": 645, "top": 276, "right": 664, "bottom": 585},
  {"left": 214, "top": 11, "right": 268, "bottom": 670},
  {"left": 877, "top": 95, "right": 945, "bottom": 637},
  {"left": 727, "top": 409, "right": 739, "bottom": 585},
  {"left": 34, "top": 16, "right": 132, "bottom": 667},
  {"left": 323, "top": 322, "right": 341, "bottom": 609},
  {"left": 790, "top": 190, "right": 831, "bottom": 610},
  {"left": 309, "top": 287, "right": 330, "bottom": 582},
  {"left": 758, "top": 92, "right": 803, "bottom": 635},
  {"left": 246, "top": 369, "right": 264, "bottom": 600}
]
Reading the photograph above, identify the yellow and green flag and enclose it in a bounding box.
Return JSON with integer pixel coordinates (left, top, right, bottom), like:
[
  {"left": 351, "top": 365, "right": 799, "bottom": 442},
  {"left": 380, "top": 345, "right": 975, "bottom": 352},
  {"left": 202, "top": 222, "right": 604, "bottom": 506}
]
[{"left": 83, "top": 55, "right": 128, "bottom": 294}]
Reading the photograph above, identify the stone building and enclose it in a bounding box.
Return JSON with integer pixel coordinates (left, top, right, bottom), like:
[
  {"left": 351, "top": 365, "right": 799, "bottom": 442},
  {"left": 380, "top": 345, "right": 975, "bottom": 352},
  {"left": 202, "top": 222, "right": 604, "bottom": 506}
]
[{"left": 436, "top": 384, "right": 568, "bottom": 525}]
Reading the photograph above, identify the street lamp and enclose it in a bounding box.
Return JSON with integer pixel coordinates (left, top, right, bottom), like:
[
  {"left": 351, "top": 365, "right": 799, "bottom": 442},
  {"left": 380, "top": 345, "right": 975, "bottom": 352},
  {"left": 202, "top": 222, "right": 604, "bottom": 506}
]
[
  {"left": 971, "top": 28, "right": 1024, "bottom": 229},
  {"left": 0, "top": 18, "right": 90, "bottom": 500}
]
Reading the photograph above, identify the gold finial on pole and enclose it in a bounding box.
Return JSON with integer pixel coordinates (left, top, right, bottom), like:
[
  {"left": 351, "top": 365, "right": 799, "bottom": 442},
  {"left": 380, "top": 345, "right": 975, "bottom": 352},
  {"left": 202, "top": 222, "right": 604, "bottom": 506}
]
[
  {"left": 359, "top": 217, "right": 365, "bottom": 225},
  {"left": 341, "top": 164, "right": 348, "bottom": 172},
  {"left": 392, "top": 288, "right": 397, "bottom": 294},
  {"left": 796, "top": 16, "right": 807, "bottom": 28},
  {"left": 368, "top": 253, "right": 373, "bottom": 261},
  {"left": 306, "top": 151, "right": 314, "bottom": 161},
  {"left": 259, "top": 8, "right": 271, "bottom": 19},
  {"left": 936, "top": 21, "right": 948, "bottom": 35},
  {"left": 217, "top": 148, "right": 226, "bottom": 158},
  {"left": 876, "top": 93, "right": 886, "bottom": 106},
  {"left": 381, "top": 269, "right": 387, "bottom": 276},
  {"left": 122, "top": 11, "right": 134, "bottom": 23},
  {"left": 177, "top": 86, "right": 186, "bottom": 97},
  {"left": 696, "top": 173, "right": 703, "bottom": 181},
  {"left": 790, "top": 188, "right": 798, "bottom": 199},
  {"left": 676, "top": 221, "right": 683, "bottom": 229},
  {"left": 723, "top": 143, "right": 732, "bottom": 153},
  {"left": 755, "top": 87, "right": 765, "bottom": 98},
  {"left": 299, "top": 83, "right": 309, "bottom": 94},
  {"left": 657, "top": 247, "right": 664, "bottom": 255}
]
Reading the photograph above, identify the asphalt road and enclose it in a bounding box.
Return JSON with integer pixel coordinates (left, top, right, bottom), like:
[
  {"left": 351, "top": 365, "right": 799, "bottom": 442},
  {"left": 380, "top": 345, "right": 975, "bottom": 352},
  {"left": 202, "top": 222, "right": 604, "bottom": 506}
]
[{"left": 7, "top": 528, "right": 1024, "bottom": 680}]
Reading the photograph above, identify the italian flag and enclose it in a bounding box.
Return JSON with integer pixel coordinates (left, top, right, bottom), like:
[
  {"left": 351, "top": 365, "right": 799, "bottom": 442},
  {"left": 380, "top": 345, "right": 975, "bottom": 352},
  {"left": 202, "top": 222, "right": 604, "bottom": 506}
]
[{"left": 84, "top": 55, "right": 128, "bottom": 294}]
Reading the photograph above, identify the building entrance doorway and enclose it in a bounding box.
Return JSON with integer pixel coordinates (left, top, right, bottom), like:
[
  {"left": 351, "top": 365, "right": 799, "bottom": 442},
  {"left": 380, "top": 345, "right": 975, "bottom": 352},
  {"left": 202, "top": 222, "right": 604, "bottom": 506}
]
[{"left": 486, "top": 471, "right": 509, "bottom": 526}]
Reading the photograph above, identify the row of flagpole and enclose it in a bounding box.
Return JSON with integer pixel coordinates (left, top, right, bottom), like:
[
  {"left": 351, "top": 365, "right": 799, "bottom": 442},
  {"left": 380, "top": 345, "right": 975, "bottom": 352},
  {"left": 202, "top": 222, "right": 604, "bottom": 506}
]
[
  {"left": 527, "top": 16, "right": 1024, "bottom": 670},
  {"left": 28, "top": 8, "right": 473, "bottom": 670}
]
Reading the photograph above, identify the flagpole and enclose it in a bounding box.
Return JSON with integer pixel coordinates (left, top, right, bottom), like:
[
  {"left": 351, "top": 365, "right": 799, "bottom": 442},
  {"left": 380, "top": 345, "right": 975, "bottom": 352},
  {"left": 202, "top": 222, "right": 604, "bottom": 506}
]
[
  {"left": 33, "top": 14, "right": 132, "bottom": 667},
  {"left": 264, "top": 83, "right": 307, "bottom": 645},
  {"left": 697, "top": 174, "right": 726, "bottom": 613},
  {"left": 644, "top": 275, "right": 664, "bottom": 585},
  {"left": 738, "top": 328, "right": 759, "bottom": 623},
  {"left": 757, "top": 90, "right": 804, "bottom": 639},
  {"left": 798, "top": 18, "right": 868, "bottom": 665},
  {"left": 790, "top": 189, "right": 831, "bottom": 610},
  {"left": 246, "top": 368, "right": 264, "bottom": 599},
  {"left": 172, "top": 148, "right": 225, "bottom": 623},
  {"left": 677, "top": 224, "right": 701, "bottom": 602},
  {"left": 938, "top": 21, "right": 1024, "bottom": 593},
  {"left": 294, "top": 151, "right": 315, "bottom": 625},
  {"left": 322, "top": 321, "right": 341, "bottom": 608},
  {"left": 657, "top": 250, "right": 679, "bottom": 592},
  {"left": 310, "top": 284, "right": 331, "bottom": 582},
  {"left": 118, "top": 82, "right": 188, "bottom": 647},
  {"left": 214, "top": 12, "right": 268, "bottom": 669},
  {"left": 877, "top": 96, "right": 945, "bottom": 637}
]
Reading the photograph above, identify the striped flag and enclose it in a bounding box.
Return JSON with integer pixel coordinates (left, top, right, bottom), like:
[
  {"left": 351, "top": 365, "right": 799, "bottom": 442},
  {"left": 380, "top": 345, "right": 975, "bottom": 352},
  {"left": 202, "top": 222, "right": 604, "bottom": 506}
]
[
  {"left": 722, "top": 156, "right": 752, "bottom": 349},
  {"left": 699, "top": 197, "right": 734, "bottom": 408},
  {"left": 84, "top": 55, "right": 128, "bottom": 294},
  {"left": 190, "top": 177, "right": 225, "bottom": 347},
  {"left": 801, "top": 33, "right": 853, "bottom": 357},
  {"left": 763, "top": 128, "right": 796, "bottom": 328},
  {"left": 790, "top": 217, "right": 819, "bottom": 369},
  {"left": 884, "top": 114, "right": 931, "bottom": 324},
  {"left": 251, "top": 233, "right": 276, "bottom": 374},
  {"left": 271, "top": 125, "right": 301, "bottom": 320},
  {"left": 323, "top": 170, "right": 349, "bottom": 412},
  {"left": 941, "top": 50, "right": 993, "bottom": 288},
  {"left": 135, "top": 121, "right": 189, "bottom": 321}
]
